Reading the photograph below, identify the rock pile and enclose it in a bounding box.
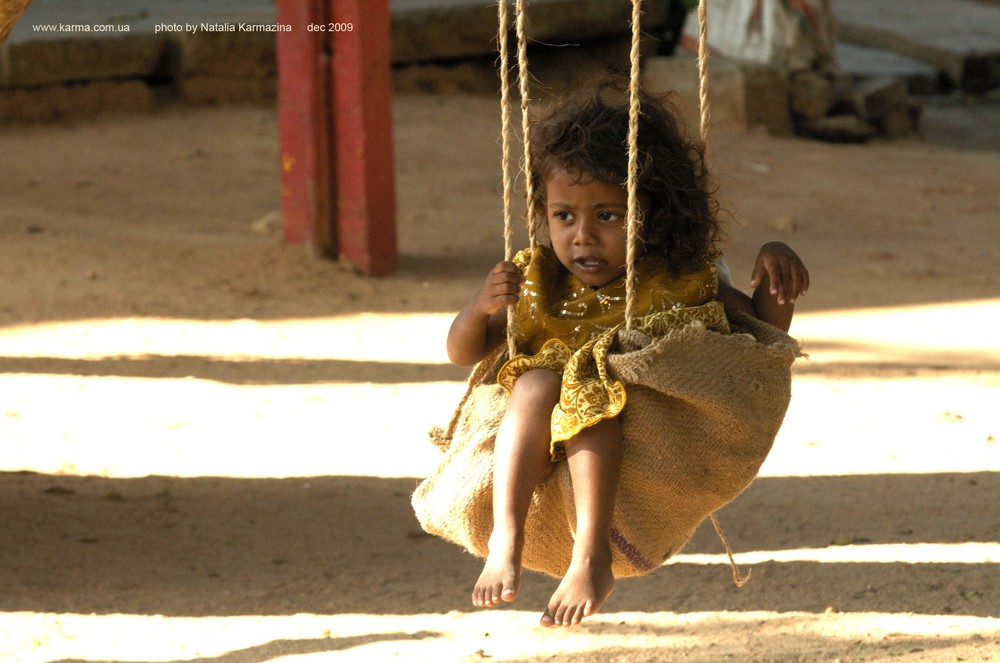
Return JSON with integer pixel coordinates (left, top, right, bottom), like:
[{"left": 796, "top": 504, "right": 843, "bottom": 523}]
[{"left": 789, "top": 71, "right": 923, "bottom": 143}]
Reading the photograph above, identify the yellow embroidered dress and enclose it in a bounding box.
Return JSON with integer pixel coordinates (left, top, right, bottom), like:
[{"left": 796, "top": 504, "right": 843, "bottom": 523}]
[{"left": 498, "top": 245, "right": 730, "bottom": 457}]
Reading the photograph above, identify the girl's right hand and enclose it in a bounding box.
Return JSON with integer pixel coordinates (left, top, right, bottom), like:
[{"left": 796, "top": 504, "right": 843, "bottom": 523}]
[{"left": 476, "top": 261, "right": 524, "bottom": 315}]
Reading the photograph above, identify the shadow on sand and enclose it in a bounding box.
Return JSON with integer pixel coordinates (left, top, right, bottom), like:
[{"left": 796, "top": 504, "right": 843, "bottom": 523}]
[{"left": 2, "top": 470, "right": 997, "bottom": 619}]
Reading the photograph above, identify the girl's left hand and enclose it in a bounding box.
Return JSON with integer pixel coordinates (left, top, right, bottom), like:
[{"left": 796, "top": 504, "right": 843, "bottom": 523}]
[{"left": 750, "top": 241, "right": 810, "bottom": 305}]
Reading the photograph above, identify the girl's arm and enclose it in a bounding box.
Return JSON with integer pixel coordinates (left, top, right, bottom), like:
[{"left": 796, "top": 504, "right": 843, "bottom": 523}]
[
  {"left": 717, "top": 282, "right": 756, "bottom": 319},
  {"left": 751, "top": 273, "right": 794, "bottom": 332},
  {"left": 446, "top": 261, "right": 523, "bottom": 367},
  {"left": 717, "top": 242, "right": 808, "bottom": 332},
  {"left": 717, "top": 279, "right": 794, "bottom": 332}
]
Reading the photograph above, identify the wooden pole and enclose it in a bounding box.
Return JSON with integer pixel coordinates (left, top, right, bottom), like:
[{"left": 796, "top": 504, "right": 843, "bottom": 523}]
[
  {"left": 329, "top": 0, "right": 397, "bottom": 275},
  {"left": 276, "top": 0, "right": 398, "bottom": 275},
  {"left": 277, "top": 0, "right": 332, "bottom": 248}
]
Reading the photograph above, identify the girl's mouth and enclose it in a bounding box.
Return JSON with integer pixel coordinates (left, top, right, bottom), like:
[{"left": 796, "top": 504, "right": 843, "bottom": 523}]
[
  {"left": 574, "top": 256, "right": 607, "bottom": 272},
  {"left": 573, "top": 256, "right": 608, "bottom": 272}
]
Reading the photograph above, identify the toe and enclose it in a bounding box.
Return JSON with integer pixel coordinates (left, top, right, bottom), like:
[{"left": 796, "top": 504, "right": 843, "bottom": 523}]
[
  {"left": 500, "top": 573, "right": 519, "bottom": 602},
  {"left": 559, "top": 604, "right": 578, "bottom": 627},
  {"left": 472, "top": 584, "right": 498, "bottom": 607}
]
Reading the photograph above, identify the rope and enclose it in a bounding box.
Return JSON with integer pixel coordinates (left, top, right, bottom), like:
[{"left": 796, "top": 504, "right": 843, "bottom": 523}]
[
  {"left": 623, "top": 0, "right": 644, "bottom": 330},
  {"left": 495, "top": 0, "right": 750, "bottom": 591},
  {"left": 695, "top": 3, "right": 748, "bottom": 588},
  {"left": 496, "top": 0, "right": 536, "bottom": 359},
  {"left": 497, "top": 0, "right": 518, "bottom": 359},
  {"left": 498, "top": 0, "right": 514, "bottom": 264},
  {"left": 710, "top": 513, "right": 752, "bottom": 587},
  {"left": 696, "top": 0, "right": 711, "bottom": 147},
  {"left": 515, "top": 0, "right": 536, "bottom": 249}
]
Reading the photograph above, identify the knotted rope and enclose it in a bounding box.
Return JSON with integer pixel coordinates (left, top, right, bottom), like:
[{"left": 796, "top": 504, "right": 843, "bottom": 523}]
[
  {"left": 497, "top": 0, "right": 517, "bottom": 358},
  {"left": 498, "top": 0, "right": 537, "bottom": 358},
  {"left": 696, "top": 0, "right": 711, "bottom": 147},
  {"left": 690, "top": 0, "right": 747, "bottom": 586},
  {"left": 516, "top": 0, "right": 536, "bottom": 250},
  {"left": 622, "top": 0, "right": 644, "bottom": 330}
]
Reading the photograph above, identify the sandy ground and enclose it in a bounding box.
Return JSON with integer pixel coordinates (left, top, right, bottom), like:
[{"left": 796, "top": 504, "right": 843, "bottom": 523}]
[{"left": 1, "top": 91, "right": 999, "bottom": 662}]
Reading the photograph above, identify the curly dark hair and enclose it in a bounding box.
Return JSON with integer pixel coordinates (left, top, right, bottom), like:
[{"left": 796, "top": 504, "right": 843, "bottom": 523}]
[{"left": 528, "top": 80, "right": 722, "bottom": 277}]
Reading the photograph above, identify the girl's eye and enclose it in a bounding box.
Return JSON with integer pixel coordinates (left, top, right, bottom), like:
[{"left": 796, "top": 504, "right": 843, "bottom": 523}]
[
  {"left": 598, "top": 211, "right": 622, "bottom": 222},
  {"left": 552, "top": 211, "right": 573, "bottom": 223}
]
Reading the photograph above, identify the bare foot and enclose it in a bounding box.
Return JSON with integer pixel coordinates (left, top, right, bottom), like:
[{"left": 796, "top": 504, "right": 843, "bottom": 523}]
[
  {"left": 471, "top": 537, "right": 522, "bottom": 608},
  {"left": 540, "top": 549, "right": 615, "bottom": 627}
]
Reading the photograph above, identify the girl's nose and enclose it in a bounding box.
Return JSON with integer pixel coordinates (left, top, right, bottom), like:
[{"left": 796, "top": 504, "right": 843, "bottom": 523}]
[{"left": 573, "top": 217, "right": 597, "bottom": 244}]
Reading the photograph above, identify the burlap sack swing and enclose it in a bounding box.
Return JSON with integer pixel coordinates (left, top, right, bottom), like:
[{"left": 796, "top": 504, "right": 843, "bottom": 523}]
[{"left": 412, "top": 0, "right": 801, "bottom": 581}]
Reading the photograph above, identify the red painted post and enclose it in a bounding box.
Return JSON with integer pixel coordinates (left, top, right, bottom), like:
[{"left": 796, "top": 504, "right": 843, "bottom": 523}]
[
  {"left": 329, "top": 0, "right": 398, "bottom": 275},
  {"left": 276, "top": 0, "right": 397, "bottom": 275},
  {"left": 276, "top": 0, "right": 331, "bottom": 247}
]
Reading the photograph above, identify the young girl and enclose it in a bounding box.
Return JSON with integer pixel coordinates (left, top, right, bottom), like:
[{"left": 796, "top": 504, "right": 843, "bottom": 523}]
[{"left": 445, "top": 82, "right": 808, "bottom": 628}]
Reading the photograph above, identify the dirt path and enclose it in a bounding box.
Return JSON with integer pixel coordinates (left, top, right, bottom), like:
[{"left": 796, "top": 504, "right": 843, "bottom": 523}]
[{"left": 1, "top": 94, "right": 998, "bottom": 662}]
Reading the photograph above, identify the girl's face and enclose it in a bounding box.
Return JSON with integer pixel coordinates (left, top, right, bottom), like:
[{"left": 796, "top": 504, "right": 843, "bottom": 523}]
[{"left": 545, "top": 169, "right": 630, "bottom": 288}]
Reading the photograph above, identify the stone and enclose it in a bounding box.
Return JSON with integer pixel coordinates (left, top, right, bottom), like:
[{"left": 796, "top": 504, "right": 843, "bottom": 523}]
[
  {"left": 835, "top": 42, "right": 941, "bottom": 95},
  {"left": 741, "top": 63, "right": 793, "bottom": 136},
  {"left": 0, "top": 79, "right": 154, "bottom": 122},
  {"left": 880, "top": 98, "right": 923, "bottom": 138},
  {"left": 795, "top": 114, "right": 878, "bottom": 143},
  {"left": 3, "top": 34, "right": 169, "bottom": 87},
  {"left": 834, "top": 0, "right": 1000, "bottom": 92},
  {"left": 642, "top": 54, "right": 748, "bottom": 135},
  {"left": 789, "top": 71, "right": 834, "bottom": 119},
  {"left": 528, "top": 34, "right": 648, "bottom": 96},
  {"left": 643, "top": 54, "right": 794, "bottom": 137},
  {"left": 391, "top": 0, "right": 667, "bottom": 64},
  {"left": 175, "top": 75, "right": 275, "bottom": 105},
  {"left": 851, "top": 76, "right": 908, "bottom": 123},
  {"left": 392, "top": 61, "right": 498, "bottom": 96},
  {"left": 768, "top": 215, "right": 799, "bottom": 233},
  {"left": 175, "top": 31, "right": 275, "bottom": 78}
]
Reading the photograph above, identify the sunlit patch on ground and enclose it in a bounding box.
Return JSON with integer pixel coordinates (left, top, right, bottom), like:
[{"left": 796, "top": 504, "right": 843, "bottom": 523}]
[
  {"left": 2, "top": 610, "right": 999, "bottom": 663},
  {"left": 788, "top": 298, "right": 1000, "bottom": 370},
  {"left": 1, "top": 303, "right": 998, "bottom": 661},
  {"left": 1, "top": 303, "right": 997, "bottom": 479},
  {"left": 674, "top": 542, "right": 1000, "bottom": 565}
]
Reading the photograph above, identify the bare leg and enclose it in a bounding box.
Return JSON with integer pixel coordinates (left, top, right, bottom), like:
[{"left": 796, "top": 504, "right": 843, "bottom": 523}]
[
  {"left": 471, "top": 368, "right": 560, "bottom": 608},
  {"left": 540, "top": 416, "right": 621, "bottom": 627}
]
